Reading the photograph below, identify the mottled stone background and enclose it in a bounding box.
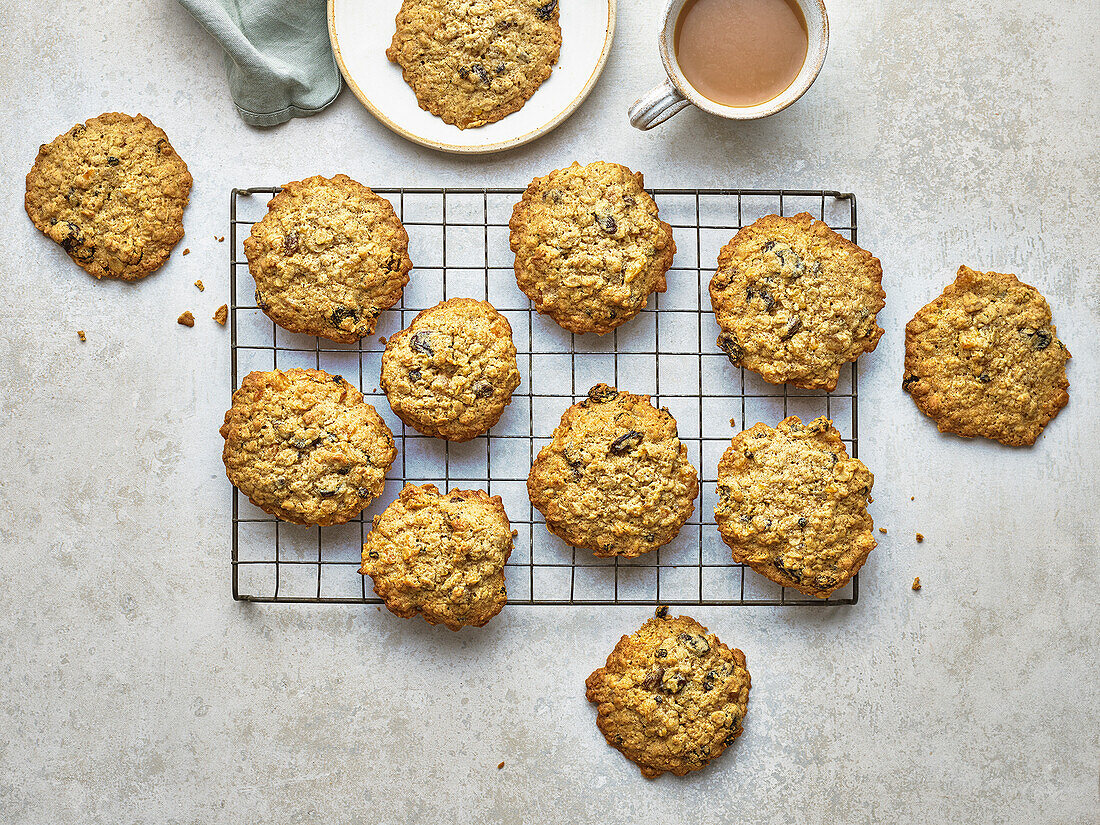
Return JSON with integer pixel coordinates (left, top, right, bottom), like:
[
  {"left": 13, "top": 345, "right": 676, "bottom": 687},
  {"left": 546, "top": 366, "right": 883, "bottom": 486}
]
[{"left": 1, "top": 1, "right": 1097, "bottom": 822}]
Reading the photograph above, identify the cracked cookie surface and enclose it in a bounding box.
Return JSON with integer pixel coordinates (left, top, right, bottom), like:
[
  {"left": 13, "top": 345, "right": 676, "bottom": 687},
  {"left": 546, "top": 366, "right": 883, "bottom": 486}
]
[
  {"left": 387, "top": 0, "right": 561, "bottom": 129},
  {"left": 510, "top": 161, "right": 676, "bottom": 335},
  {"left": 244, "top": 175, "right": 411, "bottom": 343},
  {"left": 220, "top": 368, "right": 396, "bottom": 526},
  {"left": 25, "top": 112, "right": 192, "bottom": 280},
  {"left": 381, "top": 298, "right": 521, "bottom": 441},
  {"left": 714, "top": 416, "right": 875, "bottom": 598},
  {"left": 709, "top": 212, "right": 884, "bottom": 390},
  {"left": 903, "top": 265, "right": 1070, "bottom": 446},
  {"left": 585, "top": 611, "right": 751, "bottom": 779},
  {"left": 527, "top": 384, "right": 698, "bottom": 557},
  {"left": 361, "top": 484, "right": 514, "bottom": 630}
]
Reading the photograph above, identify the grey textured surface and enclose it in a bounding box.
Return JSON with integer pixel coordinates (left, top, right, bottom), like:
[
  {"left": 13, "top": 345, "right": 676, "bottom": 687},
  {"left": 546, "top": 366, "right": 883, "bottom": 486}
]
[{"left": 1, "top": 1, "right": 1098, "bottom": 822}]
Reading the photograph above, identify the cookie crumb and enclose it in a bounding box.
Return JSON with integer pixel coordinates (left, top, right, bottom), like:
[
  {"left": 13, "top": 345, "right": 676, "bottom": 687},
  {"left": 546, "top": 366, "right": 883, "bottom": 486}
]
[
  {"left": 77, "top": 330, "right": 86, "bottom": 342},
  {"left": 497, "top": 761, "right": 505, "bottom": 770},
  {"left": 879, "top": 527, "right": 887, "bottom": 534},
  {"left": 182, "top": 248, "right": 190, "bottom": 256},
  {"left": 915, "top": 533, "right": 924, "bottom": 543},
  {"left": 911, "top": 577, "right": 922, "bottom": 591},
  {"left": 379, "top": 336, "right": 387, "bottom": 345},
  {"left": 194, "top": 279, "right": 204, "bottom": 291},
  {"left": 216, "top": 235, "right": 224, "bottom": 242},
  {"left": 729, "top": 417, "right": 737, "bottom": 428},
  {"left": 911, "top": 496, "right": 915, "bottom": 501},
  {"left": 213, "top": 304, "right": 228, "bottom": 326},
  {"left": 655, "top": 604, "right": 669, "bottom": 618},
  {"left": 177, "top": 311, "right": 195, "bottom": 327}
]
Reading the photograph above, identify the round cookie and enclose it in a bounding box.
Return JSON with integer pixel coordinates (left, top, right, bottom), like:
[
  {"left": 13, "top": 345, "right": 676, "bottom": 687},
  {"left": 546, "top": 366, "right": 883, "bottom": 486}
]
[
  {"left": 510, "top": 161, "right": 676, "bottom": 335},
  {"left": 387, "top": 0, "right": 561, "bottom": 129},
  {"left": 714, "top": 416, "right": 875, "bottom": 599},
  {"left": 585, "top": 609, "right": 751, "bottom": 779},
  {"left": 25, "top": 112, "right": 192, "bottom": 280},
  {"left": 243, "top": 175, "right": 412, "bottom": 343},
  {"left": 527, "top": 384, "right": 698, "bottom": 558},
  {"left": 361, "top": 484, "right": 514, "bottom": 630},
  {"left": 220, "top": 368, "right": 397, "bottom": 526},
  {"left": 381, "top": 298, "right": 521, "bottom": 441},
  {"left": 709, "top": 212, "right": 885, "bottom": 390},
  {"left": 903, "top": 265, "right": 1070, "bottom": 446}
]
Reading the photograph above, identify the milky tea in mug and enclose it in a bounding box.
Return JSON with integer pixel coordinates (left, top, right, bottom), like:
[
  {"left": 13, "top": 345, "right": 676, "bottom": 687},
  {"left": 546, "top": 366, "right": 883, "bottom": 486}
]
[{"left": 673, "top": 0, "right": 809, "bottom": 107}]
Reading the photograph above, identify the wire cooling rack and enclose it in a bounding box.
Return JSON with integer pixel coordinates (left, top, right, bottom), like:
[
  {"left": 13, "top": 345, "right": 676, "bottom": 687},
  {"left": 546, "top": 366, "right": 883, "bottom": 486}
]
[{"left": 229, "top": 187, "right": 860, "bottom": 606}]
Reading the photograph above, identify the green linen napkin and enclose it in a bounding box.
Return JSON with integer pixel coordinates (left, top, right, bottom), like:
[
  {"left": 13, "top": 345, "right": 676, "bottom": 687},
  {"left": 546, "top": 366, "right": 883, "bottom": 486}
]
[{"left": 178, "top": 0, "right": 342, "bottom": 126}]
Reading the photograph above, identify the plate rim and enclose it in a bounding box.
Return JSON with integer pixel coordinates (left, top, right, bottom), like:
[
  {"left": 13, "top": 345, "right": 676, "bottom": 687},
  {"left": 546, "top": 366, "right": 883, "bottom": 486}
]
[{"left": 328, "top": 0, "right": 617, "bottom": 155}]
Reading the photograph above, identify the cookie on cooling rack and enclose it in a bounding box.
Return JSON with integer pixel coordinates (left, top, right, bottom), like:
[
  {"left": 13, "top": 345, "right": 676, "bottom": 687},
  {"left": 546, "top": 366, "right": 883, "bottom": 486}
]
[
  {"left": 903, "top": 265, "right": 1070, "bottom": 446},
  {"left": 243, "top": 175, "right": 412, "bottom": 344},
  {"left": 25, "top": 112, "right": 192, "bottom": 280},
  {"left": 381, "top": 298, "right": 521, "bottom": 441},
  {"left": 361, "top": 484, "right": 514, "bottom": 630},
  {"left": 527, "top": 384, "right": 698, "bottom": 558},
  {"left": 510, "top": 161, "right": 676, "bottom": 335},
  {"left": 387, "top": 0, "right": 561, "bottom": 129},
  {"left": 709, "top": 212, "right": 885, "bottom": 391},
  {"left": 220, "top": 368, "right": 397, "bottom": 526},
  {"left": 585, "top": 609, "right": 751, "bottom": 779},
  {"left": 713, "top": 415, "right": 875, "bottom": 599}
]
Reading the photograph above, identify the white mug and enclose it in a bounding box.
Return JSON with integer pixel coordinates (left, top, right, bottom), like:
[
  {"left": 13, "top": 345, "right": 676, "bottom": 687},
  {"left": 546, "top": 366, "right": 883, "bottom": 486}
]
[{"left": 629, "top": 0, "right": 829, "bottom": 130}]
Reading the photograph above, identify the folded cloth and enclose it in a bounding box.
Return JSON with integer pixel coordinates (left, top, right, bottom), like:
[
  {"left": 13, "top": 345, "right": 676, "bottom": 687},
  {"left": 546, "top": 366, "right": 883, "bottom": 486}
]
[{"left": 178, "top": 0, "right": 342, "bottom": 126}]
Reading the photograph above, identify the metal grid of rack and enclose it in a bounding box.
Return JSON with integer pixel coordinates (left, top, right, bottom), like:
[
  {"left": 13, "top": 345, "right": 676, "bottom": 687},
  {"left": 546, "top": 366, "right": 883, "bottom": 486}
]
[{"left": 229, "top": 187, "right": 860, "bottom": 606}]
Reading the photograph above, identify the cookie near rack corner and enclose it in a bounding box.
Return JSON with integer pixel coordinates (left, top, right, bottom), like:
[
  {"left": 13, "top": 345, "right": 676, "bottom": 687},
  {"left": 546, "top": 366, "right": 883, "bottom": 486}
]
[
  {"left": 243, "top": 174, "right": 412, "bottom": 343},
  {"left": 709, "top": 212, "right": 884, "bottom": 391},
  {"left": 714, "top": 415, "right": 876, "bottom": 599}
]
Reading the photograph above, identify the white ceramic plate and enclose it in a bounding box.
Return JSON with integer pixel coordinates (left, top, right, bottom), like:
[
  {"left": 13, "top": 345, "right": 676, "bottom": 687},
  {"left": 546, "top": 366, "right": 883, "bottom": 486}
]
[{"left": 328, "top": 0, "right": 616, "bottom": 154}]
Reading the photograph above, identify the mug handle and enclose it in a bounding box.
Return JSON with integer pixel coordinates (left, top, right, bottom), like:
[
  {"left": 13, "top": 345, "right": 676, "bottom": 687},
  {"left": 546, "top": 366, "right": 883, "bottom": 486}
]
[{"left": 629, "top": 79, "right": 692, "bottom": 130}]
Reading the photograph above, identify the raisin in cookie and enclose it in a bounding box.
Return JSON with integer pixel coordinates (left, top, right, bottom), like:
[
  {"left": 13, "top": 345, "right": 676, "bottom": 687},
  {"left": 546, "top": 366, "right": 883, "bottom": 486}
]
[
  {"left": 903, "top": 266, "right": 1070, "bottom": 446},
  {"left": 361, "top": 484, "right": 514, "bottom": 630},
  {"left": 221, "top": 368, "right": 396, "bottom": 526},
  {"left": 709, "top": 213, "right": 885, "bottom": 390},
  {"left": 527, "top": 384, "right": 698, "bottom": 557},
  {"left": 510, "top": 162, "right": 676, "bottom": 335},
  {"left": 387, "top": 0, "right": 561, "bottom": 129},
  {"left": 244, "top": 175, "right": 411, "bottom": 343},
  {"left": 714, "top": 416, "right": 875, "bottom": 598},
  {"left": 25, "top": 113, "right": 192, "bottom": 280},
  {"left": 585, "top": 610, "right": 751, "bottom": 779},
  {"left": 381, "top": 298, "right": 521, "bottom": 441}
]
